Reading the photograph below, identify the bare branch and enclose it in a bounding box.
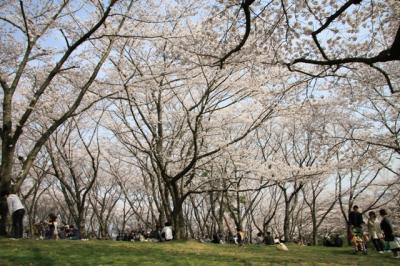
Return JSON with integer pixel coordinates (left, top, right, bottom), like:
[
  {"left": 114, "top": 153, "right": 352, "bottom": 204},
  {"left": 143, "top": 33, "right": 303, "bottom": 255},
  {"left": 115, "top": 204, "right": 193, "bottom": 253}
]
[{"left": 217, "top": 0, "right": 255, "bottom": 68}]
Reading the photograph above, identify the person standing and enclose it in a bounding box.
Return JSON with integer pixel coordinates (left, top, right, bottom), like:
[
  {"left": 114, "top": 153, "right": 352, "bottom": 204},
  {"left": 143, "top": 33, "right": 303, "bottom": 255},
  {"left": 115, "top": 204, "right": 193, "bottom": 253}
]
[
  {"left": 349, "top": 205, "right": 364, "bottom": 231},
  {"left": 348, "top": 205, "right": 366, "bottom": 253},
  {"left": 46, "top": 213, "right": 59, "bottom": 240},
  {"left": 349, "top": 205, "right": 364, "bottom": 239},
  {"left": 379, "top": 209, "right": 400, "bottom": 259},
  {"left": 367, "top": 211, "right": 384, "bottom": 253},
  {"left": 6, "top": 191, "right": 25, "bottom": 239}
]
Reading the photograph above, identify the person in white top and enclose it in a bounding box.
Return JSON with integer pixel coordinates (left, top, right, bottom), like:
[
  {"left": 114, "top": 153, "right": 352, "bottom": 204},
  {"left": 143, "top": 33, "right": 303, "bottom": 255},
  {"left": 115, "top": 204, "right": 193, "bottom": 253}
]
[
  {"left": 46, "top": 213, "right": 59, "bottom": 240},
  {"left": 6, "top": 191, "right": 25, "bottom": 238},
  {"left": 368, "top": 211, "right": 384, "bottom": 253},
  {"left": 162, "top": 222, "right": 173, "bottom": 241}
]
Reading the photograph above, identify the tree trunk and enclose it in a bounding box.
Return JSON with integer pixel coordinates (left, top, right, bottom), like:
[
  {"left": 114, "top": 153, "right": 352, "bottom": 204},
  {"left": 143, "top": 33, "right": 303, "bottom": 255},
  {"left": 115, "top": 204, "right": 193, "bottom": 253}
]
[
  {"left": 0, "top": 197, "right": 8, "bottom": 236},
  {"left": 0, "top": 91, "right": 14, "bottom": 236},
  {"left": 168, "top": 181, "right": 186, "bottom": 240},
  {"left": 311, "top": 204, "right": 317, "bottom": 245},
  {"left": 76, "top": 212, "right": 85, "bottom": 239},
  {"left": 346, "top": 222, "right": 352, "bottom": 246},
  {"left": 172, "top": 206, "right": 185, "bottom": 239},
  {"left": 283, "top": 200, "right": 290, "bottom": 242},
  {"left": 312, "top": 219, "right": 317, "bottom": 245}
]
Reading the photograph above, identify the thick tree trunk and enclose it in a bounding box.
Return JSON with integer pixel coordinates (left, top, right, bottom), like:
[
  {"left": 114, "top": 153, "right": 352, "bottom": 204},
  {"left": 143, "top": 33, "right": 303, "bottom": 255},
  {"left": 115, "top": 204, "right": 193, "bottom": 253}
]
[
  {"left": 0, "top": 92, "right": 14, "bottom": 236},
  {"left": 168, "top": 182, "right": 186, "bottom": 240},
  {"left": 76, "top": 211, "right": 85, "bottom": 239},
  {"left": 78, "top": 219, "right": 85, "bottom": 239},
  {"left": 172, "top": 206, "right": 185, "bottom": 240},
  {"left": 0, "top": 197, "right": 8, "bottom": 236},
  {"left": 101, "top": 225, "right": 108, "bottom": 239}
]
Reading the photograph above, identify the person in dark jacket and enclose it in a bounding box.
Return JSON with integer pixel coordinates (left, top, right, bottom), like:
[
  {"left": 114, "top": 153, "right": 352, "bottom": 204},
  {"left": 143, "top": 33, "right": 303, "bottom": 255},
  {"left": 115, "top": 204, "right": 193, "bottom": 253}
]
[
  {"left": 379, "top": 209, "right": 400, "bottom": 258},
  {"left": 349, "top": 205, "right": 364, "bottom": 228},
  {"left": 349, "top": 205, "right": 367, "bottom": 253},
  {"left": 349, "top": 206, "right": 364, "bottom": 236}
]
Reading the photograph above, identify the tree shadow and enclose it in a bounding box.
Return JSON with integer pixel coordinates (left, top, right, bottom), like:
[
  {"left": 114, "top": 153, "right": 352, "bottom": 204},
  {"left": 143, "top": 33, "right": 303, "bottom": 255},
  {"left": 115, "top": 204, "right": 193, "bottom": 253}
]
[{"left": 30, "top": 247, "right": 55, "bottom": 266}]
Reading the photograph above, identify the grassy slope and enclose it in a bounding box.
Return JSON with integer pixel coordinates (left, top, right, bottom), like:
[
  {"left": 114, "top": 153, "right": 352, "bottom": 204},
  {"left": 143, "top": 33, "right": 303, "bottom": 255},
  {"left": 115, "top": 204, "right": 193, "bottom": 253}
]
[{"left": 0, "top": 239, "right": 398, "bottom": 266}]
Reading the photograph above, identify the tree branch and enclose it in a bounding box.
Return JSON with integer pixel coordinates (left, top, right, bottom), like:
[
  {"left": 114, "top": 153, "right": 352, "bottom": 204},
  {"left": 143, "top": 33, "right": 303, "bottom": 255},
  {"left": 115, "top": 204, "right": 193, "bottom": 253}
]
[{"left": 217, "top": 0, "right": 255, "bottom": 68}]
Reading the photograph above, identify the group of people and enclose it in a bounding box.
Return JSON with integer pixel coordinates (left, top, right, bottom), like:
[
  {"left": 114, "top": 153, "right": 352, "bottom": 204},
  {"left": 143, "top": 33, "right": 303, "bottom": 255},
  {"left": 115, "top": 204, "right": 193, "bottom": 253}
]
[
  {"left": 34, "top": 214, "right": 80, "bottom": 240},
  {"left": 322, "top": 234, "right": 343, "bottom": 247},
  {"left": 5, "top": 190, "right": 79, "bottom": 240},
  {"left": 255, "top": 231, "right": 275, "bottom": 245},
  {"left": 4, "top": 190, "right": 399, "bottom": 260},
  {"left": 206, "top": 229, "right": 279, "bottom": 247},
  {"left": 204, "top": 228, "right": 247, "bottom": 245},
  {"left": 349, "top": 205, "right": 400, "bottom": 258},
  {"left": 235, "top": 229, "right": 288, "bottom": 251},
  {"left": 117, "top": 222, "right": 174, "bottom": 242}
]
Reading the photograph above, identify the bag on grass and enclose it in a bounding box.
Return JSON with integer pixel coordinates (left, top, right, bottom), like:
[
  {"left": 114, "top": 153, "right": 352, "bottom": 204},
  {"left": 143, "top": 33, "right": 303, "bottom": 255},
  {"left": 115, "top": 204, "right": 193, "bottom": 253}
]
[{"left": 276, "top": 243, "right": 288, "bottom": 251}]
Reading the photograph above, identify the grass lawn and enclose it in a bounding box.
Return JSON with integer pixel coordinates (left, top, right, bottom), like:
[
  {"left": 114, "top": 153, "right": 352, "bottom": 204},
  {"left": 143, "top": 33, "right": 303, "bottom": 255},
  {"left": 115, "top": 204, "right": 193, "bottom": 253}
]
[{"left": 0, "top": 239, "right": 398, "bottom": 265}]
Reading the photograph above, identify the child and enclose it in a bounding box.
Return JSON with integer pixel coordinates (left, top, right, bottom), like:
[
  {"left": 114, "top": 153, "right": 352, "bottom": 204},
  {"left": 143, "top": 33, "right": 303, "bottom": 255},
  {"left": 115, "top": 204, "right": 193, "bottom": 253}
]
[{"left": 351, "top": 226, "right": 367, "bottom": 254}]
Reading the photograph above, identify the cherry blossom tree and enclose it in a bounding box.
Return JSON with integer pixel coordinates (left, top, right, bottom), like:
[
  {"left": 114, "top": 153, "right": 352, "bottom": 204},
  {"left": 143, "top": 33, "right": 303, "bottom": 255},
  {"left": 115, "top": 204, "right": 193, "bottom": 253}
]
[
  {"left": 1, "top": 0, "right": 397, "bottom": 242},
  {"left": 46, "top": 114, "right": 103, "bottom": 238},
  {"left": 0, "top": 0, "right": 132, "bottom": 236}
]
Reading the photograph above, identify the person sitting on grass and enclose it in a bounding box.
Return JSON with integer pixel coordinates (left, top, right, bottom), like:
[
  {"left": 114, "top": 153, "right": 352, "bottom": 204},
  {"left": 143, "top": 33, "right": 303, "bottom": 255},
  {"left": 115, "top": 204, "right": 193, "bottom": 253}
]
[
  {"left": 212, "top": 231, "right": 223, "bottom": 244},
  {"left": 161, "top": 222, "right": 173, "bottom": 241},
  {"left": 334, "top": 234, "right": 343, "bottom": 247},
  {"left": 149, "top": 225, "right": 162, "bottom": 242},
  {"left": 236, "top": 228, "right": 244, "bottom": 246},
  {"left": 264, "top": 231, "right": 274, "bottom": 245},
  {"left": 67, "top": 224, "right": 80, "bottom": 240},
  {"left": 255, "top": 232, "right": 264, "bottom": 244}
]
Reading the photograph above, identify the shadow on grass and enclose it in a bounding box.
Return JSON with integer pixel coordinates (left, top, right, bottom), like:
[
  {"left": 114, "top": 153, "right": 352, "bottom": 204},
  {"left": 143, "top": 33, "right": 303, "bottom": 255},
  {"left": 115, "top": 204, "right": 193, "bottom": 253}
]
[
  {"left": 31, "top": 247, "right": 55, "bottom": 266},
  {"left": 0, "top": 247, "right": 55, "bottom": 266}
]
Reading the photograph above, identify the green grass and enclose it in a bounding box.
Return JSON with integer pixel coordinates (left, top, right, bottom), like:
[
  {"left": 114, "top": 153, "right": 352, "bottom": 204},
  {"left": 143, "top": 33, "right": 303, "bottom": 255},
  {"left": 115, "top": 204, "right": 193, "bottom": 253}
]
[{"left": 0, "top": 239, "right": 398, "bottom": 265}]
